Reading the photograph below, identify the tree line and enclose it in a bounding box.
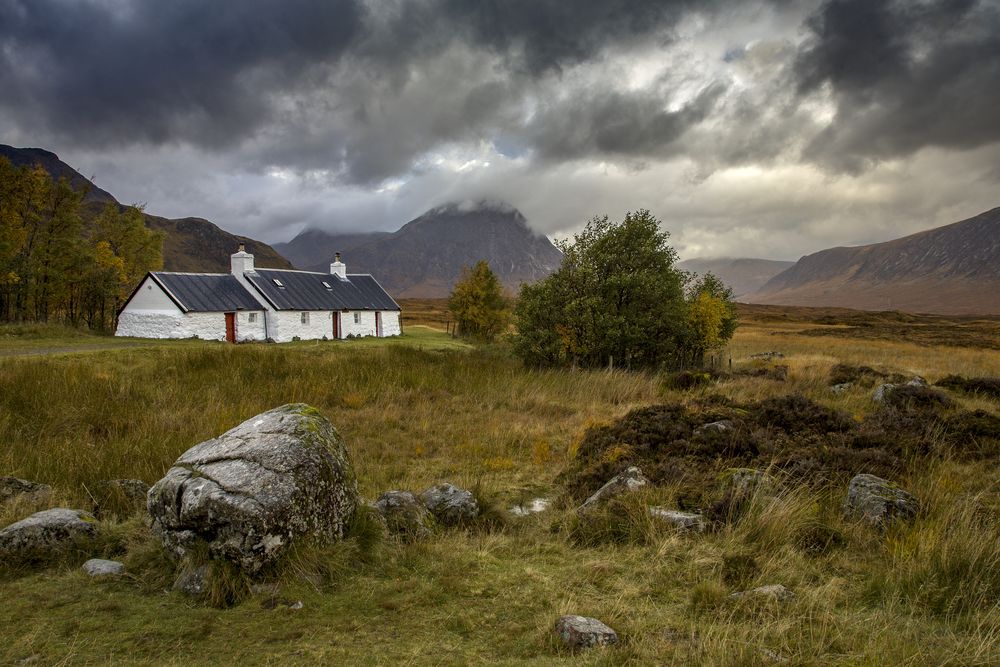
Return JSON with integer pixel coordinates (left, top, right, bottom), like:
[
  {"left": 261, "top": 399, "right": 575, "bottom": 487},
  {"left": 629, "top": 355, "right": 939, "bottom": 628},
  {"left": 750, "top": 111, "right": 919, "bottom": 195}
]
[
  {"left": 448, "top": 210, "right": 738, "bottom": 370},
  {"left": 0, "top": 158, "right": 163, "bottom": 330}
]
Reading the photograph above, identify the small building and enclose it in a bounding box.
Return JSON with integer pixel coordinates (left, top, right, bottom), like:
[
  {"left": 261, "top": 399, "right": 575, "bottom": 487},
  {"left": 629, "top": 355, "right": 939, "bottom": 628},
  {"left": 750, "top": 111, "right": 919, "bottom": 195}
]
[{"left": 116, "top": 246, "right": 401, "bottom": 343}]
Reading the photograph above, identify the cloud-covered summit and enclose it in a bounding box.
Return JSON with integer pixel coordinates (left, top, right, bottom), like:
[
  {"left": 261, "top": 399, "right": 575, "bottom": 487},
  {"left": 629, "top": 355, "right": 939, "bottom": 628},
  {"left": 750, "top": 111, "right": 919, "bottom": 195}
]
[{"left": 1, "top": 0, "right": 998, "bottom": 258}]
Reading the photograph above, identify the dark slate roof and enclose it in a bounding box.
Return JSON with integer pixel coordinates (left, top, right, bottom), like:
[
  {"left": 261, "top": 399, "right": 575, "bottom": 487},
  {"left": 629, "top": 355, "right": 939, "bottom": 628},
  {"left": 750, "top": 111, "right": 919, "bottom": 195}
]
[
  {"left": 150, "top": 273, "right": 265, "bottom": 313},
  {"left": 245, "top": 269, "right": 400, "bottom": 311}
]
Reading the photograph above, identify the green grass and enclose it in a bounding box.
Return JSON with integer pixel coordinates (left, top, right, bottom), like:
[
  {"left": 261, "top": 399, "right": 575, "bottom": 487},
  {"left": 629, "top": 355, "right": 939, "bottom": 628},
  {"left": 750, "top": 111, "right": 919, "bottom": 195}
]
[{"left": 1, "top": 322, "right": 999, "bottom": 664}]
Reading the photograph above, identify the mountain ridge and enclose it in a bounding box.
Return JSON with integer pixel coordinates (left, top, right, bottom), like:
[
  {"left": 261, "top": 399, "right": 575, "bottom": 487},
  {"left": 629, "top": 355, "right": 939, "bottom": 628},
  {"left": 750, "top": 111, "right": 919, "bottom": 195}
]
[{"left": 677, "top": 257, "right": 795, "bottom": 298}]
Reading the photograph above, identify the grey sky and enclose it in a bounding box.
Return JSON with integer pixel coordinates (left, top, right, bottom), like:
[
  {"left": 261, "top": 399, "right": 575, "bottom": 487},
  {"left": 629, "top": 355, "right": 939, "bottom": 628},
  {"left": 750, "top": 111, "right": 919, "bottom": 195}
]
[{"left": 1, "top": 0, "right": 998, "bottom": 259}]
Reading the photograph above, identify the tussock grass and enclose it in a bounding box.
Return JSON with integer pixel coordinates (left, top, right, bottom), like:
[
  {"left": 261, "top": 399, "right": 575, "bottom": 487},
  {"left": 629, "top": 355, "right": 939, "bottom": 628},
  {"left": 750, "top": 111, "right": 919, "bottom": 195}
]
[{"left": 0, "top": 319, "right": 999, "bottom": 664}]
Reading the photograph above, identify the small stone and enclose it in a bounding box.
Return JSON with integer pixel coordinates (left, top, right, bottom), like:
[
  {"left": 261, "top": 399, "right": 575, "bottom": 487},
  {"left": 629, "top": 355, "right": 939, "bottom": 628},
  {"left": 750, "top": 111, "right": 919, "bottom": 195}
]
[
  {"left": 420, "top": 482, "right": 479, "bottom": 526},
  {"left": 872, "top": 383, "right": 896, "bottom": 403},
  {"left": 578, "top": 466, "right": 648, "bottom": 512},
  {"left": 695, "top": 420, "right": 733, "bottom": 435},
  {"left": 0, "top": 477, "right": 51, "bottom": 506},
  {"left": 749, "top": 351, "right": 784, "bottom": 360},
  {"left": 906, "top": 376, "right": 928, "bottom": 387},
  {"left": 373, "top": 490, "right": 434, "bottom": 539},
  {"left": 173, "top": 564, "right": 210, "bottom": 597},
  {"left": 830, "top": 383, "right": 852, "bottom": 395},
  {"left": 0, "top": 508, "right": 98, "bottom": 558},
  {"left": 82, "top": 558, "right": 125, "bottom": 577},
  {"left": 261, "top": 596, "right": 304, "bottom": 610},
  {"left": 554, "top": 615, "right": 618, "bottom": 649},
  {"left": 729, "top": 584, "right": 795, "bottom": 601},
  {"left": 843, "top": 473, "right": 919, "bottom": 528},
  {"left": 509, "top": 498, "right": 551, "bottom": 517},
  {"left": 648, "top": 507, "right": 706, "bottom": 532},
  {"left": 760, "top": 648, "right": 789, "bottom": 663}
]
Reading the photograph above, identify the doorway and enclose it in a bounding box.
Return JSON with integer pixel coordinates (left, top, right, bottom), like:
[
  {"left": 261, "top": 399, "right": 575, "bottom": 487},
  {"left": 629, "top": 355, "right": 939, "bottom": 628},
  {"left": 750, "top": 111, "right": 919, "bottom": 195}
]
[
  {"left": 333, "top": 312, "right": 341, "bottom": 339},
  {"left": 225, "top": 312, "right": 236, "bottom": 343},
  {"left": 375, "top": 311, "right": 382, "bottom": 337}
]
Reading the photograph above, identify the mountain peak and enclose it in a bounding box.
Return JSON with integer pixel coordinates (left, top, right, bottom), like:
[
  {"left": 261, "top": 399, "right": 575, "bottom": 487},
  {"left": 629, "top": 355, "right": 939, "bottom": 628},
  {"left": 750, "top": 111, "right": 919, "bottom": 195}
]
[{"left": 426, "top": 199, "right": 522, "bottom": 217}]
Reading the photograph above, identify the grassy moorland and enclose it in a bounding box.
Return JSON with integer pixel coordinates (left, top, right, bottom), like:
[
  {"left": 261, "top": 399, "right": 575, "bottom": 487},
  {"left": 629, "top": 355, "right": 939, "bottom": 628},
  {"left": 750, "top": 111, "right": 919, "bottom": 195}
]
[{"left": 0, "top": 304, "right": 998, "bottom": 665}]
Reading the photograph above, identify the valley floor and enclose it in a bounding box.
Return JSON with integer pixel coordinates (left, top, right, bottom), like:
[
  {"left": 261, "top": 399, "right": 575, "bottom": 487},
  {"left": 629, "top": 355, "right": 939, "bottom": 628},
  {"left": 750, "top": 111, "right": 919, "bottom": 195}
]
[{"left": 1, "top": 305, "right": 998, "bottom": 665}]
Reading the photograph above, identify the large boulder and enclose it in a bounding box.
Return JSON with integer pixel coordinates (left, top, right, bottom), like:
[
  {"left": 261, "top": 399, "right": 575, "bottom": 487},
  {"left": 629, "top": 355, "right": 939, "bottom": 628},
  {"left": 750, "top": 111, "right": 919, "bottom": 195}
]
[
  {"left": 843, "top": 473, "right": 918, "bottom": 527},
  {"left": 0, "top": 508, "right": 97, "bottom": 558},
  {"left": 420, "top": 482, "right": 479, "bottom": 526},
  {"left": 578, "top": 466, "right": 649, "bottom": 512},
  {"left": 147, "top": 404, "right": 358, "bottom": 573},
  {"left": 0, "top": 476, "right": 51, "bottom": 506},
  {"left": 373, "top": 491, "right": 434, "bottom": 540},
  {"left": 554, "top": 615, "right": 619, "bottom": 649}
]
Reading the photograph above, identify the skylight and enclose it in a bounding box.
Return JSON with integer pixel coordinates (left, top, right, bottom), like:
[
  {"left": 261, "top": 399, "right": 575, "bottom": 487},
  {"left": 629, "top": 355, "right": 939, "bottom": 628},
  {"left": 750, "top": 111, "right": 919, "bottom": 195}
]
[
  {"left": 322, "top": 281, "right": 333, "bottom": 290},
  {"left": 273, "top": 278, "right": 285, "bottom": 288}
]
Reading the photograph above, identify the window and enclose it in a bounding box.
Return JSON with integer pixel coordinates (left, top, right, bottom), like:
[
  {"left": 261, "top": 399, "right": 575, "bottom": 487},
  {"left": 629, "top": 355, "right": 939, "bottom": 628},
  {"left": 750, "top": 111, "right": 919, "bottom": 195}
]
[
  {"left": 321, "top": 281, "right": 333, "bottom": 290},
  {"left": 273, "top": 278, "right": 285, "bottom": 288},
  {"left": 248, "top": 313, "right": 258, "bottom": 323},
  {"left": 301, "top": 312, "right": 310, "bottom": 325},
  {"left": 353, "top": 312, "right": 361, "bottom": 324}
]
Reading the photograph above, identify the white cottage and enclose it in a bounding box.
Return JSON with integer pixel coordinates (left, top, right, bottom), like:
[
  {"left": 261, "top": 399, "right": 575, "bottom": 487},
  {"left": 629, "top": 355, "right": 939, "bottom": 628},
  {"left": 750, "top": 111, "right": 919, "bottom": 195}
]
[{"left": 116, "top": 245, "right": 402, "bottom": 343}]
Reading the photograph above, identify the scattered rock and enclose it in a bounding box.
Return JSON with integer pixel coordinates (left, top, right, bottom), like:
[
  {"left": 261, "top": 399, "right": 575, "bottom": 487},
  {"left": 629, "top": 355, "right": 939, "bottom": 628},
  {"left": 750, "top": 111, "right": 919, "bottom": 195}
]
[
  {"left": 721, "top": 468, "right": 775, "bottom": 497},
  {"left": 749, "top": 351, "right": 784, "bottom": 360},
  {"left": 906, "top": 376, "right": 928, "bottom": 387},
  {"left": 509, "top": 497, "right": 551, "bottom": 517},
  {"left": 729, "top": 584, "right": 795, "bottom": 602},
  {"left": 0, "top": 508, "right": 97, "bottom": 558},
  {"left": 373, "top": 491, "right": 434, "bottom": 539},
  {"left": 420, "top": 482, "right": 479, "bottom": 526},
  {"left": 0, "top": 476, "right": 51, "bottom": 506},
  {"left": 578, "top": 466, "right": 648, "bottom": 512},
  {"left": 172, "top": 564, "right": 210, "bottom": 597},
  {"left": 694, "top": 420, "right": 733, "bottom": 435},
  {"left": 830, "top": 383, "right": 852, "bottom": 395},
  {"left": 82, "top": 558, "right": 125, "bottom": 577},
  {"left": 147, "top": 404, "right": 358, "bottom": 574},
  {"left": 648, "top": 507, "right": 706, "bottom": 532},
  {"left": 843, "top": 473, "right": 919, "bottom": 527},
  {"left": 554, "top": 615, "right": 619, "bottom": 649},
  {"left": 92, "top": 478, "right": 149, "bottom": 518},
  {"left": 261, "top": 596, "right": 304, "bottom": 610},
  {"left": 872, "top": 383, "right": 897, "bottom": 403}
]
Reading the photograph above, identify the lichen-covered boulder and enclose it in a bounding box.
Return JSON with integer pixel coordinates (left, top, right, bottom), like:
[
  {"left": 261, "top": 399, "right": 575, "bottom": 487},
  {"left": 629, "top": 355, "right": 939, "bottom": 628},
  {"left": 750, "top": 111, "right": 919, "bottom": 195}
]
[
  {"left": 555, "top": 615, "right": 619, "bottom": 649},
  {"left": 872, "top": 383, "right": 896, "bottom": 403},
  {"left": 578, "top": 466, "right": 648, "bottom": 513},
  {"left": 147, "top": 404, "right": 358, "bottom": 573},
  {"left": 420, "top": 482, "right": 479, "bottom": 526},
  {"left": 843, "top": 473, "right": 918, "bottom": 527},
  {"left": 82, "top": 558, "right": 125, "bottom": 577},
  {"left": 648, "top": 507, "right": 706, "bottom": 532},
  {"left": 373, "top": 491, "right": 434, "bottom": 540},
  {"left": 0, "top": 476, "right": 51, "bottom": 506},
  {"left": 0, "top": 508, "right": 97, "bottom": 558}
]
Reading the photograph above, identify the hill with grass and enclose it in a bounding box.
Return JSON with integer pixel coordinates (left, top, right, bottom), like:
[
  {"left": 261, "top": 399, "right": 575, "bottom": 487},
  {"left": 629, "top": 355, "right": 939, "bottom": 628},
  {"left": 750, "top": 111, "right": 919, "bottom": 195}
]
[
  {"left": 275, "top": 200, "right": 563, "bottom": 297},
  {"left": 749, "top": 207, "right": 1000, "bottom": 315},
  {"left": 0, "top": 144, "right": 291, "bottom": 272}
]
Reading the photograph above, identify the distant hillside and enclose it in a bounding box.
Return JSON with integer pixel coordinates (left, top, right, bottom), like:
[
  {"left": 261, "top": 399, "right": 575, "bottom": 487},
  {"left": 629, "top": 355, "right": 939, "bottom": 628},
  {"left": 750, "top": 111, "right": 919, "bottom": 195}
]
[
  {"left": 748, "top": 207, "right": 1000, "bottom": 315},
  {"left": 1, "top": 144, "right": 291, "bottom": 272},
  {"left": 678, "top": 257, "right": 794, "bottom": 298},
  {"left": 278, "top": 201, "right": 563, "bottom": 297}
]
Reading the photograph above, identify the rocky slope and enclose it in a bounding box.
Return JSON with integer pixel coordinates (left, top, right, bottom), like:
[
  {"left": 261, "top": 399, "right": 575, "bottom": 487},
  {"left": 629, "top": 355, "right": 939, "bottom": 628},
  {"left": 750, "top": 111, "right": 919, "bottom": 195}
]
[
  {"left": 748, "top": 207, "right": 1000, "bottom": 315},
  {"left": 276, "top": 201, "right": 563, "bottom": 297}
]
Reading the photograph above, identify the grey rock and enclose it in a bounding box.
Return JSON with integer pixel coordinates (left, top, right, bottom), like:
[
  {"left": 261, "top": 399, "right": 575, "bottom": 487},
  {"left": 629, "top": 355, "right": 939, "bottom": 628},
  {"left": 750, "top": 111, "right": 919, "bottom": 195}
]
[
  {"left": 509, "top": 497, "right": 551, "bottom": 517},
  {"left": 173, "top": 564, "right": 210, "bottom": 597},
  {"left": 843, "top": 473, "right": 919, "bottom": 527},
  {"left": 872, "top": 383, "right": 896, "bottom": 403},
  {"left": 830, "top": 383, "right": 852, "bottom": 395},
  {"left": 578, "top": 466, "right": 648, "bottom": 512},
  {"left": 648, "top": 507, "right": 706, "bottom": 532},
  {"left": 729, "top": 584, "right": 795, "bottom": 601},
  {"left": 147, "top": 404, "right": 358, "bottom": 573},
  {"left": 0, "top": 508, "right": 98, "bottom": 557},
  {"left": 0, "top": 476, "right": 51, "bottom": 506},
  {"left": 906, "top": 376, "right": 928, "bottom": 387},
  {"left": 82, "top": 558, "right": 125, "bottom": 577},
  {"left": 695, "top": 420, "right": 733, "bottom": 435},
  {"left": 373, "top": 491, "right": 434, "bottom": 539},
  {"left": 721, "top": 468, "right": 775, "bottom": 497},
  {"left": 420, "top": 482, "right": 479, "bottom": 526},
  {"left": 554, "top": 615, "right": 618, "bottom": 649}
]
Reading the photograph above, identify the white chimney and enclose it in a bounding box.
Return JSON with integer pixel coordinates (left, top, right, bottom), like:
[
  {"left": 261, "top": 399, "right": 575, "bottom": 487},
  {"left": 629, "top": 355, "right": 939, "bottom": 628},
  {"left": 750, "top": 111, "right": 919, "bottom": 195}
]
[
  {"left": 231, "top": 242, "right": 254, "bottom": 275},
  {"left": 330, "top": 252, "right": 346, "bottom": 279}
]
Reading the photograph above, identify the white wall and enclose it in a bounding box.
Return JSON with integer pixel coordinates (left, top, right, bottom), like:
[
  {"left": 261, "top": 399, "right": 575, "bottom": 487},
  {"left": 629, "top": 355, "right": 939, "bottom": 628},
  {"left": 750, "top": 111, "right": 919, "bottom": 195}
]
[
  {"left": 381, "top": 311, "right": 402, "bottom": 337},
  {"left": 271, "top": 310, "right": 337, "bottom": 343},
  {"left": 235, "top": 311, "right": 267, "bottom": 342}
]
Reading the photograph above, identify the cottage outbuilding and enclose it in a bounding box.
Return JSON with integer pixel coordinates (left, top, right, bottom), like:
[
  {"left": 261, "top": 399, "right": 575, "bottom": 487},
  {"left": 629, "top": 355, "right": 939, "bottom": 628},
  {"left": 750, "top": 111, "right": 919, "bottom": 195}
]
[{"left": 116, "top": 246, "right": 401, "bottom": 343}]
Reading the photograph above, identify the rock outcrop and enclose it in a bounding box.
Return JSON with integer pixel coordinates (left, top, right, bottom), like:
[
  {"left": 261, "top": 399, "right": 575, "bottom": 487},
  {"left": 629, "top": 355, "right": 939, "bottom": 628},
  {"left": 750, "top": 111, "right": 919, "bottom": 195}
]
[
  {"left": 843, "top": 473, "right": 918, "bottom": 527},
  {"left": 578, "top": 467, "right": 648, "bottom": 512},
  {"left": 420, "top": 483, "right": 479, "bottom": 526},
  {"left": 0, "top": 508, "right": 97, "bottom": 558},
  {"left": 147, "top": 404, "right": 358, "bottom": 573},
  {"left": 0, "top": 477, "right": 51, "bottom": 506},
  {"left": 373, "top": 491, "right": 434, "bottom": 540},
  {"left": 554, "top": 615, "right": 619, "bottom": 649}
]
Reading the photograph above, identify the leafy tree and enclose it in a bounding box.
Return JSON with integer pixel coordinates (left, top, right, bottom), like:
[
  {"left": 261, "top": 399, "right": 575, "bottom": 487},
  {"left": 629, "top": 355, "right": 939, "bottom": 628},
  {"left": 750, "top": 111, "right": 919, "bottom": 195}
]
[
  {"left": 685, "top": 272, "right": 738, "bottom": 360},
  {"left": 448, "top": 260, "right": 510, "bottom": 340},
  {"left": 513, "top": 210, "right": 689, "bottom": 369}
]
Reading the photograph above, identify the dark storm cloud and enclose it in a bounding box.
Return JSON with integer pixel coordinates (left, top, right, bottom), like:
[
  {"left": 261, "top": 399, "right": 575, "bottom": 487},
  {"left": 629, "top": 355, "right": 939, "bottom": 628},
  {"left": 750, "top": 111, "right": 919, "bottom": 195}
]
[
  {"left": 795, "top": 0, "right": 1000, "bottom": 170},
  {"left": 0, "top": 0, "right": 363, "bottom": 147}
]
